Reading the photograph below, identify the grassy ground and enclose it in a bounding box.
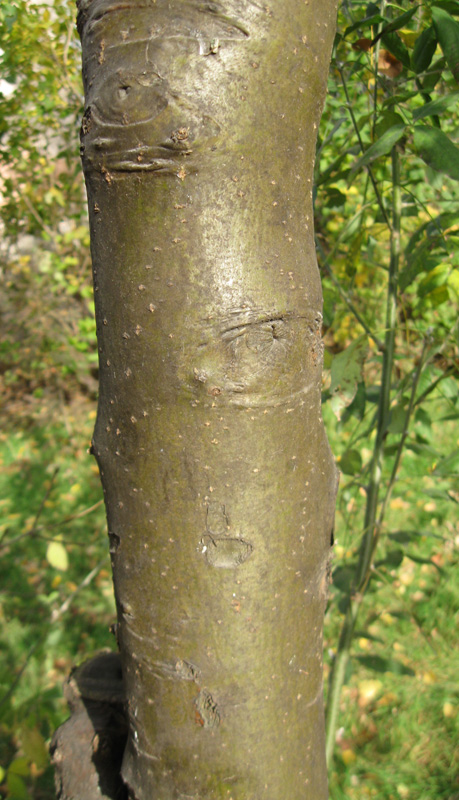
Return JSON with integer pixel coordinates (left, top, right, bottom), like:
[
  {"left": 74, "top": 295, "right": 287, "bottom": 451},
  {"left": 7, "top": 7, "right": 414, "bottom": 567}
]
[
  {"left": 0, "top": 400, "right": 114, "bottom": 799},
  {"left": 0, "top": 394, "right": 457, "bottom": 799},
  {"left": 324, "top": 400, "right": 459, "bottom": 800}
]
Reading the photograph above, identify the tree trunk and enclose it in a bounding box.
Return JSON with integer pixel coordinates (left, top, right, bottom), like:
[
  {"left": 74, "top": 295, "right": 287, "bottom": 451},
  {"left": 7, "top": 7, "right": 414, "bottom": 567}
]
[{"left": 77, "top": 1, "right": 338, "bottom": 797}]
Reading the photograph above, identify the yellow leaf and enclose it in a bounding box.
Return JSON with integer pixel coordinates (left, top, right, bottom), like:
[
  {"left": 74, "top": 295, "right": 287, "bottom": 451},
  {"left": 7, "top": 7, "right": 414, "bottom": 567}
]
[
  {"left": 381, "top": 612, "right": 395, "bottom": 625},
  {"left": 376, "top": 691, "right": 398, "bottom": 708},
  {"left": 443, "top": 702, "right": 455, "bottom": 718},
  {"left": 341, "top": 748, "right": 357, "bottom": 765},
  {"left": 46, "top": 542, "right": 68, "bottom": 571},
  {"left": 358, "top": 679, "right": 383, "bottom": 707},
  {"left": 398, "top": 29, "right": 418, "bottom": 47}
]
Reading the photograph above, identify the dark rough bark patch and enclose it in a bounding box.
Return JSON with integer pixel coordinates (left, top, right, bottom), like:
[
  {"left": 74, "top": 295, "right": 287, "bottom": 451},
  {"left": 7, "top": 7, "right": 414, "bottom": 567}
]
[{"left": 51, "top": 652, "right": 128, "bottom": 800}]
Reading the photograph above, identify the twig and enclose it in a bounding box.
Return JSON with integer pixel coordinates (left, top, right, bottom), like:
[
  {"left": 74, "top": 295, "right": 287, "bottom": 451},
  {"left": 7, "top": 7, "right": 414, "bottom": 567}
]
[
  {"left": 0, "top": 499, "right": 103, "bottom": 553},
  {"left": 325, "top": 141, "right": 402, "bottom": 764},
  {"left": 22, "top": 194, "right": 55, "bottom": 239}
]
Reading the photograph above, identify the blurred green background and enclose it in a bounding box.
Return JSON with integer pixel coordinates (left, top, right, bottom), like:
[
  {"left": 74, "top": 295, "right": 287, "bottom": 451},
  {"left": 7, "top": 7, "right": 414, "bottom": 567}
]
[{"left": 0, "top": 1, "right": 457, "bottom": 798}]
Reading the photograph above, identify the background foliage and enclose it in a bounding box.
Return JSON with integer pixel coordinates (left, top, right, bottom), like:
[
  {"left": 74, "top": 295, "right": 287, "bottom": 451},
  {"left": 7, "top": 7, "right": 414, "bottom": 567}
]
[{"left": 0, "top": 0, "right": 457, "bottom": 798}]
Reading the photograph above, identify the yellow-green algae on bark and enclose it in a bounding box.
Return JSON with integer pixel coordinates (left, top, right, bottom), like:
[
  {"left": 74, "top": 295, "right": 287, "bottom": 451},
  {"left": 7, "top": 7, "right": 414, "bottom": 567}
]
[{"left": 77, "top": 0, "right": 338, "bottom": 797}]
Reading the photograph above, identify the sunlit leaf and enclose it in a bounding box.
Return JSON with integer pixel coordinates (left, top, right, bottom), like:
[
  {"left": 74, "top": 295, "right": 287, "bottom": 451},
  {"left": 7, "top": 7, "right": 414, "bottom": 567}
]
[
  {"left": 330, "top": 336, "right": 369, "bottom": 418},
  {"left": 412, "top": 91, "right": 459, "bottom": 121},
  {"left": 46, "top": 541, "right": 69, "bottom": 571},
  {"left": 417, "top": 263, "right": 450, "bottom": 297},
  {"left": 358, "top": 678, "right": 383, "bottom": 706},
  {"left": 340, "top": 382, "right": 366, "bottom": 423}
]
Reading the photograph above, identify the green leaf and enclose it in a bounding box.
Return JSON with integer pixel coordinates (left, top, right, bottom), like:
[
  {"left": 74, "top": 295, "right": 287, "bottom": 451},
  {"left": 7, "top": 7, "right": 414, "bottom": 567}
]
[
  {"left": 343, "top": 13, "right": 385, "bottom": 37},
  {"left": 412, "top": 91, "right": 459, "bottom": 121},
  {"left": 332, "top": 565, "right": 356, "bottom": 593},
  {"left": 375, "top": 548, "right": 404, "bottom": 568},
  {"left": 376, "top": 6, "right": 419, "bottom": 39},
  {"left": 433, "top": 0, "right": 459, "bottom": 14},
  {"left": 414, "top": 406, "right": 433, "bottom": 441},
  {"left": 339, "top": 449, "right": 363, "bottom": 476},
  {"left": 341, "top": 381, "right": 366, "bottom": 423},
  {"left": 381, "top": 32, "right": 411, "bottom": 69},
  {"left": 433, "top": 448, "right": 459, "bottom": 475},
  {"left": 432, "top": 6, "right": 459, "bottom": 82},
  {"left": 383, "top": 91, "right": 419, "bottom": 108},
  {"left": 46, "top": 541, "right": 69, "bottom": 571},
  {"left": 6, "top": 772, "right": 29, "bottom": 800},
  {"left": 330, "top": 336, "right": 369, "bottom": 419},
  {"left": 388, "top": 529, "right": 446, "bottom": 542},
  {"left": 323, "top": 187, "right": 347, "bottom": 209},
  {"left": 413, "top": 125, "right": 459, "bottom": 180},
  {"left": 351, "top": 124, "right": 406, "bottom": 173},
  {"left": 354, "top": 630, "right": 385, "bottom": 643},
  {"left": 375, "top": 110, "right": 405, "bottom": 138},
  {"left": 421, "top": 284, "right": 450, "bottom": 306},
  {"left": 19, "top": 727, "right": 49, "bottom": 771},
  {"left": 8, "top": 758, "right": 29, "bottom": 777},
  {"left": 405, "top": 553, "right": 444, "bottom": 572},
  {"left": 417, "top": 263, "right": 450, "bottom": 297},
  {"left": 355, "top": 654, "right": 415, "bottom": 676},
  {"left": 400, "top": 253, "right": 439, "bottom": 291},
  {"left": 412, "top": 26, "right": 437, "bottom": 74},
  {"left": 422, "top": 56, "right": 446, "bottom": 91},
  {"left": 388, "top": 403, "right": 408, "bottom": 434},
  {"left": 423, "top": 487, "right": 459, "bottom": 503}
]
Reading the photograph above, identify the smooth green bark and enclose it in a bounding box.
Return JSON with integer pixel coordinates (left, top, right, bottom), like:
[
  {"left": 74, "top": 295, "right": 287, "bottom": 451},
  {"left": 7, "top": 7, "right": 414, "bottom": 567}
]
[{"left": 77, "top": 1, "right": 337, "bottom": 797}]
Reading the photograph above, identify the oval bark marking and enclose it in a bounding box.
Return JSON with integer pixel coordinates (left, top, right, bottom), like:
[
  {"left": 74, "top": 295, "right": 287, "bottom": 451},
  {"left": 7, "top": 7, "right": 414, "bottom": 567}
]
[{"left": 200, "top": 533, "right": 253, "bottom": 568}]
